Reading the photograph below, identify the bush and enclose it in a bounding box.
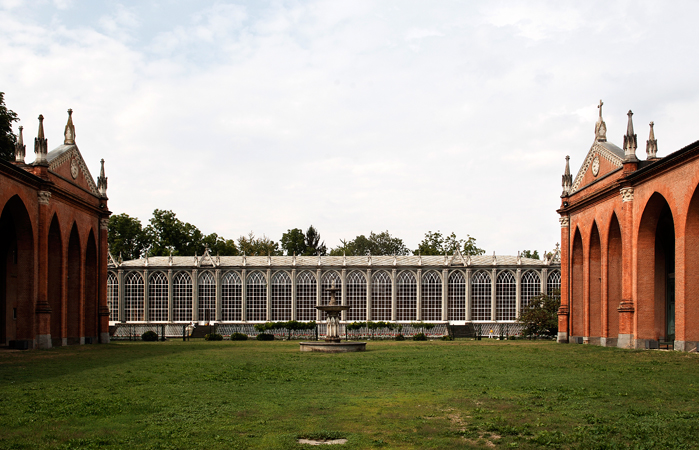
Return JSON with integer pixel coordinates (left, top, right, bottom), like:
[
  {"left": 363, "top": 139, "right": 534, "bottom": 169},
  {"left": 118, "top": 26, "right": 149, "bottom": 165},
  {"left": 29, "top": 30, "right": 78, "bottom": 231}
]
[
  {"left": 395, "top": 334, "right": 405, "bottom": 341},
  {"left": 256, "top": 333, "right": 274, "bottom": 341},
  {"left": 230, "top": 332, "right": 248, "bottom": 341},
  {"left": 441, "top": 335, "right": 454, "bottom": 341},
  {"left": 141, "top": 331, "right": 158, "bottom": 342},
  {"left": 205, "top": 333, "right": 223, "bottom": 341},
  {"left": 413, "top": 333, "right": 427, "bottom": 341}
]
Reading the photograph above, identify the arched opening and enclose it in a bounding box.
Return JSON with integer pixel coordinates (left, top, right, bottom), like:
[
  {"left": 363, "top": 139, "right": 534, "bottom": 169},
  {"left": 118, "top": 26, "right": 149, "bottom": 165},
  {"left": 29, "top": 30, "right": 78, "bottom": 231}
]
[
  {"left": 0, "top": 196, "right": 35, "bottom": 345},
  {"left": 372, "top": 271, "right": 392, "bottom": 321},
  {"left": 67, "top": 224, "right": 82, "bottom": 344},
  {"left": 637, "top": 193, "right": 675, "bottom": 342},
  {"left": 571, "top": 228, "right": 584, "bottom": 337},
  {"left": 684, "top": 183, "right": 699, "bottom": 344},
  {"left": 607, "top": 213, "right": 622, "bottom": 340},
  {"left": 295, "top": 271, "right": 315, "bottom": 321},
  {"left": 271, "top": 271, "right": 292, "bottom": 321},
  {"left": 48, "top": 215, "right": 63, "bottom": 346},
  {"left": 84, "top": 231, "right": 97, "bottom": 341},
  {"left": 589, "top": 223, "right": 602, "bottom": 338}
]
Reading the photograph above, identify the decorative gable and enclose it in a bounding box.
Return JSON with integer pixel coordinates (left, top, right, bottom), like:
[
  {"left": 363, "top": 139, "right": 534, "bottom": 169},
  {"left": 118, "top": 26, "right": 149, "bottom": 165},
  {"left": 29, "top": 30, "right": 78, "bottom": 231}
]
[
  {"left": 570, "top": 141, "right": 624, "bottom": 194},
  {"left": 47, "top": 144, "right": 100, "bottom": 196}
]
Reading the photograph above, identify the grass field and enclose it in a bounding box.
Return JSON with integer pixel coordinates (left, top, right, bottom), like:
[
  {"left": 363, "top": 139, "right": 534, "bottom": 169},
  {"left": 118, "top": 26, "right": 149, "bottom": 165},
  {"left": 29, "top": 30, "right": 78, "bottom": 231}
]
[{"left": 1, "top": 339, "right": 698, "bottom": 449}]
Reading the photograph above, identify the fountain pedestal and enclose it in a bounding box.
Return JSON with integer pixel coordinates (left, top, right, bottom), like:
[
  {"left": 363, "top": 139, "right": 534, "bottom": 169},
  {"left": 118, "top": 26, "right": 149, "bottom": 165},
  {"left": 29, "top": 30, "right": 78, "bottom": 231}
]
[{"left": 299, "top": 282, "right": 366, "bottom": 353}]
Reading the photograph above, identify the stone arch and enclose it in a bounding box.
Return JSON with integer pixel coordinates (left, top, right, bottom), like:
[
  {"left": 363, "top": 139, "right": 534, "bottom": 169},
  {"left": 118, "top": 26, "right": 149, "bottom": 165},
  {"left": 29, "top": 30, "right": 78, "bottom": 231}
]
[
  {"left": 571, "top": 227, "right": 584, "bottom": 337},
  {"left": 607, "top": 212, "right": 622, "bottom": 340},
  {"left": 48, "top": 214, "right": 63, "bottom": 345},
  {"left": 589, "top": 221, "right": 602, "bottom": 339},
  {"left": 84, "top": 230, "right": 98, "bottom": 340},
  {"left": 683, "top": 182, "right": 699, "bottom": 345},
  {"left": 0, "top": 195, "right": 35, "bottom": 345},
  {"left": 66, "top": 223, "right": 82, "bottom": 344},
  {"left": 637, "top": 192, "right": 675, "bottom": 342}
]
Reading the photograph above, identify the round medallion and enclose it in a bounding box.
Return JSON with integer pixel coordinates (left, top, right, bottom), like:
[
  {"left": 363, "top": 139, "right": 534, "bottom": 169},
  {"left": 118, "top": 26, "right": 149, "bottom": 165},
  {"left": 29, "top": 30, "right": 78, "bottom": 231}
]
[
  {"left": 70, "top": 158, "right": 79, "bottom": 179},
  {"left": 591, "top": 155, "right": 600, "bottom": 177}
]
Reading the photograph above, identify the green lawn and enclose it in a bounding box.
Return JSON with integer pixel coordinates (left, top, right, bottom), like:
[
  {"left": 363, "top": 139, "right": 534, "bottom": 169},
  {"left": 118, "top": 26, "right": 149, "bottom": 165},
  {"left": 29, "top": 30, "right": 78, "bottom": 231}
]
[{"left": 1, "top": 339, "right": 698, "bottom": 449}]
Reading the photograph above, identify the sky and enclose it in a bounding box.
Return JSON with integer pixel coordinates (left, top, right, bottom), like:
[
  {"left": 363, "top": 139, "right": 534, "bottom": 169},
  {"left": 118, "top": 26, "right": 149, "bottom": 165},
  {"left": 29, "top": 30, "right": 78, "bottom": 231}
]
[{"left": 2, "top": 1, "right": 698, "bottom": 256}]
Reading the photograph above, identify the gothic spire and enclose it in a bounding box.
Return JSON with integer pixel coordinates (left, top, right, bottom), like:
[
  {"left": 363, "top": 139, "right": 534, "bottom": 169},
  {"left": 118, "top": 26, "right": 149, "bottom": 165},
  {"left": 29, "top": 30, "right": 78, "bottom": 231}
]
[
  {"left": 14, "top": 125, "right": 25, "bottom": 163},
  {"left": 623, "top": 110, "right": 638, "bottom": 161},
  {"left": 64, "top": 108, "right": 75, "bottom": 145},
  {"left": 97, "top": 158, "right": 108, "bottom": 198},
  {"left": 594, "top": 99, "right": 607, "bottom": 142},
  {"left": 33, "top": 114, "right": 48, "bottom": 166},
  {"left": 646, "top": 121, "right": 658, "bottom": 160},
  {"left": 561, "top": 155, "right": 572, "bottom": 196}
]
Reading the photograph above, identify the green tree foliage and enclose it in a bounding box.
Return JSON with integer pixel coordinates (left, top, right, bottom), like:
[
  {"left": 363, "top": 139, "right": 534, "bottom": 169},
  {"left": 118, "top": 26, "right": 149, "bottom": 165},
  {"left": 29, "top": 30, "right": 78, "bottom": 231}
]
[
  {"left": 517, "top": 292, "right": 560, "bottom": 337},
  {"left": 0, "top": 92, "right": 18, "bottom": 161},
  {"left": 280, "top": 225, "right": 327, "bottom": 256},
  {"left": 521, "top": 250, "right": 540, "bottom": 260},
  {"left": 108, "top": 213, "right": 148, "bottom": 260},
  {"left": 329, "top": 231, "right": 410, "bottom": 256},
  {"left": 237, "top": 232, "right": 282, "bottom": 256},
  {"left": 414, "top": 230, "right": 485, "bottom": 256},
  {"left": 144, "top": 209, "right": 204, "bottom": 256},
  {"left": 202, "top": 233, "right": 238, "bottom": 256}
]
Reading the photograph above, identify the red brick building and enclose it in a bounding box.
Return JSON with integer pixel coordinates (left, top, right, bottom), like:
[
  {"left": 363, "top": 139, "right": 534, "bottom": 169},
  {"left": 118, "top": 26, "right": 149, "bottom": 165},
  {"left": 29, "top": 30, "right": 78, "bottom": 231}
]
[
  {"left": 558, "top": 101, "right": 699, "bottom": 351},
  {"left": 0, "top": 110, "right": 110, "bottom": 349}
]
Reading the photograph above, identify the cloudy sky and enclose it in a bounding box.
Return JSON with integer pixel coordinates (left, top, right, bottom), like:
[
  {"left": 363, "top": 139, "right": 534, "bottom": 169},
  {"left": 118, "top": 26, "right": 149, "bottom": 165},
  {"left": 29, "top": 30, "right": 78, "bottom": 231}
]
[{"left": 1, "top": 1, "right": 698, "bottom": 255}]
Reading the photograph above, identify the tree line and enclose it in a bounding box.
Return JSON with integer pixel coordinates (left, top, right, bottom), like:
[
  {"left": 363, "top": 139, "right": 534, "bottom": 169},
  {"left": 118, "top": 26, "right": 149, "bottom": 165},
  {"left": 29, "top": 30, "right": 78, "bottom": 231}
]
[{"left": 108, "top": 209, "right": 492, "bottom": 261}]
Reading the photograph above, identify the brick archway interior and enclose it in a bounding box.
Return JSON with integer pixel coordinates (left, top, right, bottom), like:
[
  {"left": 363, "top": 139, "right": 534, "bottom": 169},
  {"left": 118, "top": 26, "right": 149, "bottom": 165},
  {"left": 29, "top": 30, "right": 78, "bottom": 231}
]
[
  {"left": 571, "top": 229, "right": 584, "bottom": 337},
  {"left": 0, "top": 196, "right": 34, "bottom": 345},
  {"left": 48, "top": 216, "right": 63, "bottom": 346},
  {"left": 607, "top": 213, "right": 622, "bottom": 338},
  {"left": 589, "top": 223, "right": 602, "bottom": 338},
  {"left": 67, "top": 225, "right": 82, "bottom": 344},
  {"left": 684, "top": 185, "right": 699, "bottom": 343},
  {"left": 84, "top": 231, "right": 97, "bottom": 340},
  {"left": 637, "top": 193, "right": 674, "bottom": 341}
]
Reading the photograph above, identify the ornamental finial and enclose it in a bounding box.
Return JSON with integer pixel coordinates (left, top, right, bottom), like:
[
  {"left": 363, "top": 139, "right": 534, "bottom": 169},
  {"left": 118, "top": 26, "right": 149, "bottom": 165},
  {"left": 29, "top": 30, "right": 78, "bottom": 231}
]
[
  {"left": 97, "top": 159, "right": 108, "bottom": 198},
  {"left": 64, "top": 108, "right": 75, "bottom": 145},
  {"left": 34, "top": 114, "right": 48, "bottom": 165},
  {"left": 14, "top": 125, "right": 25, "bottom": 163},
  {"left": 561, "top": 155, "right": 572, "bottom": 196},
  {"left": 623, "top": 110, "right": 638, "bottom": 162},
  {"left": 595, "top": 100, "right": 607, "bottom": 142},
  {"left": 646, "top": 121, "right": 658, "bottom": 160}
]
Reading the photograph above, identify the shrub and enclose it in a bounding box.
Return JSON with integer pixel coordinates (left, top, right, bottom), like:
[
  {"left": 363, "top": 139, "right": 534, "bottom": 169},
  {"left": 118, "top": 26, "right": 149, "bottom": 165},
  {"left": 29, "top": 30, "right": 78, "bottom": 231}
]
[
  {"left": 230, "top": 332, "right": 248, "bottom": 341},
  {"left": 413, "top": 333, "right": 427, "bottom": 341},
  {"left": 205, "top": 333, "right": 223, "bottom": 341},
  {"left": 256, "top": 333, "right": 274, "bottom": 341},
  {"left": 395, "top": 334, "right": 405, "bottom": 341},
  {"left": 141, "top": 331, "right": 158, "bottom": 342},
  {"left": 441, "top": 335, "right": 454, "bottom": 341},
  {"left": 517, "top": 292, "right": 560, "bottom": 338}
]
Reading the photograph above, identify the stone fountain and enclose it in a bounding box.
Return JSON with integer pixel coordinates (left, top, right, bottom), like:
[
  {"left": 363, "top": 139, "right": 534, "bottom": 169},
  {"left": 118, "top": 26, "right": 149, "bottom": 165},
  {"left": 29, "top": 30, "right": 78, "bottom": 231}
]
[{"left": 299, "top": 281, "right": 366, "bottom": 353}]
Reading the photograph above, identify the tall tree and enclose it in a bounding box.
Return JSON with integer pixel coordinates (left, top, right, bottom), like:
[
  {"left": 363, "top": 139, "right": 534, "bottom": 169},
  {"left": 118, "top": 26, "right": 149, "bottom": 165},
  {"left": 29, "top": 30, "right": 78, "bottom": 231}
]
[
  {"left": 280, "top": 228, "right": 306, "bottom": 256},
  {"left": 0, "top": 92, "right": 18, "bottom": 161},
  {"left": 521, "top": 250, "right": 540, "bottom": 260},
  {"left": 329, "top": 231, "right": 410, "bottom": 256},
  {"left": 108, "top": 213, "right": 148, "bottom": 260},
  {"left": 202, "top": 232, "right": 238, "bottom": 256},
  {"left": 237, "top": 232, "right": 282, "bottom": 256},
  {"left": 414, "top": 230, "right": 485, "bottom": 256},
  {"left": 144, "top": 209, "right": 204, "bottom": 256},
  {"left": 517, "top": 292, "right": 560, "bottom": 337},
  {"left": 304, "top": 225, "right": 327, "bottom": 256}
]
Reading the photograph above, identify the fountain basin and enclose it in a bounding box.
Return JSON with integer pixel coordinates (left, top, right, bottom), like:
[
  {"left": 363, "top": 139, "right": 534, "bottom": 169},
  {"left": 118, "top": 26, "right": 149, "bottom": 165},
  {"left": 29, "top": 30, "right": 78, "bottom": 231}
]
[{"left": 299, "top": 341, "right": 366, "bottom": 353}]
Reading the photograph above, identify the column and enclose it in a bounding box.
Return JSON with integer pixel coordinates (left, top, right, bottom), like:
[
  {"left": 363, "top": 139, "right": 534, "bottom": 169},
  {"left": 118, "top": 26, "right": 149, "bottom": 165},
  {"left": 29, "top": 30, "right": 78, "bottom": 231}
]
[
  {"left": 515, "top": 268, "right": 522, "bottom": 319},
  {"left": 215, "top": 269, "right": 221, "bottom": 322},
  {"left": 442, "top": 269, "right": 449, "bottom": 321},
  {"left": 618, "top": 187, "right": 636, "bottom": 348},
  {"left": 97, "top": 218, "right": 110, "bottom": 343},
  {"left": 266, "top": 269, "right": 271, "bottom": 322},
  {"left": 541, "top": 268, "right": 548, "bottom": 295},
  {"left": 558, "top": 215, "right": 570, "bottom": 343},
  {"left": 291, "top": 268, "right": 297, "bottom": 321},
  {"left": 167, "top": 269, "right": 173, "bottom": 322},
  {"left": 366, "top": 269, "right": 372, "bottom": 322},
  {"left": 341, "top": 269, "right": 347, "bottom": 321},
  {"left": 491, "top": 269, "right": 497, "bottom": 321},
  {"left": 466, "top": 269, "right": 472, "bottom": 321},
  {"left": 391, "top": 269, "right": 397, "bottom": 321},
  {"left": 35, "top": 191, "right": 52, "bottom": 348},
  {"left": 241, "top": 269, "right": 247, "bottom": 321},
  {"left": 316, "top": 269, "right": 322, "bottom": 322}
]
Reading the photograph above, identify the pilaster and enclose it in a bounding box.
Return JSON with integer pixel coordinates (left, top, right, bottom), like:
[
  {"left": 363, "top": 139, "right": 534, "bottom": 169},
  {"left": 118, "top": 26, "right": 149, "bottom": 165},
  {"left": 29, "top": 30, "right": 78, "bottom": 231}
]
[
  {"left": 316, "top": 269, "right": 322, "bottom": 322},
  {"left": 266, "top": 269, "right": 271, "bottom": 322},
  {"left": 98, "top": 218, "right": 110, "bottom": 343},
  {"left": 391, "top": 269, "right": 397, "bottom": 321},
  {"left": 618, "top": 186, "right": 636, "bottom": 348},
  {"left": 291, "top": 268, "right": 297, "bottom": 321},
  {"left": 215, "top": 269, "right": 221, "bottom": 322},
  {"left": 241, "top": 269, "right": 247, "bottom": 321},
  {"left": 466, "top": 269, "right": 472, "bottom": 321},
  {"left": 35, "top": 190, "right": 52, "bottom": 348},
  {"left": 167, "top": 269, "right": 173, "bottom": 322},
  {"left": 366, "top": 269, "right": 372, "bottom": 321},
  {"left": 558, "top": 215, "right": 570, "bottom": 343},
  {"left": 441, "top": 269, "right": 448, "bottom": 321},
  {"left": 192, "top": 269, "right": 199, "bottom": 322},
  {"left": 515, "top": 268, "right": 522, "bottom": 319},
  {"left": 416, "top": 269, "right": 422, "bottom": 321},
  {"left": 341, "top": 269, "right": 347, "bottom": 321},
  {"left": 491, "top": 269, "right": 497, "bottom": 321},
  {"left": 143, "top": 269, "right": 149, "bottom": 321}
]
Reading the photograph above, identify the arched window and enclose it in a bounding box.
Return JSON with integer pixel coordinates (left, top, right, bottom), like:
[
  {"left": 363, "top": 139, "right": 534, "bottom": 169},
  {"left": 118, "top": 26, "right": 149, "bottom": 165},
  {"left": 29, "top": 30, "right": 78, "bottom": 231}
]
[
  {"left": 148, "top": 271, "right": 168, "bottom": 322},
  {"left": 198, "top": 271, "right": 216, "bottom": 322},
  {"left": 173, "top": 272, "right": 193, "bottom": 322},
  {"left": 246, "top": 271, "right": 267, "bottom": 321},
  {"left": 346, "top": 271, "right": 367, "bottom": 321},
  {"left": 221, "top": 271, "right": 242, "bottom": 321},
  {"left": 271, "top": 271, "right": 292, "bottom": 321},
  {"left": 320, "top": 271, "right": 341, "bottom": 321},
  {"left": 124, "top": 272, "right": 144, "bottom": 322},
  {"left": 471, "top": 271, "right": 491, "bottom": 321},
  {"left": 371, "top": 271, "right": 392, "bottom": 321},
  {"left": 496, "top": 271, "right": 516, "bottom": 320},
  {"left": 521, "top": 271, "right": 541, "bottom": 312},
  {"left": 396, "top": 271, "right": 417, "bottom": 321},
  {"left": 547, "top": 270, "right": 561, "bottom": 300},
  {"left": 296, "top": 271, "right": 316, "bottom": 321},
  {"left": 107, "top": 271, "right": 119, "bottom": 322},
  {"left": 422, "top": 271, "right": 442, "bottom": 321},
  {"left": 448, "top": 271, "right": 466, "bottom": 320}
]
